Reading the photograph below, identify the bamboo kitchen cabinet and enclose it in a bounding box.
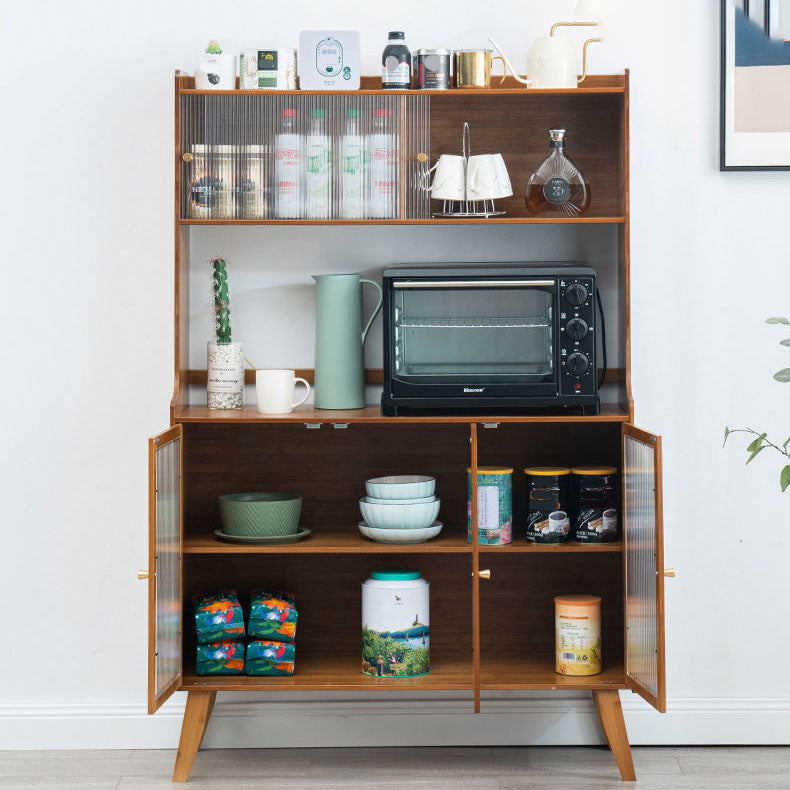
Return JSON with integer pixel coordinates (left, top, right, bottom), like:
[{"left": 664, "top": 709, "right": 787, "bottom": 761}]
[{"left": 143, "top": 72, "right": 668, "bottom": 783}]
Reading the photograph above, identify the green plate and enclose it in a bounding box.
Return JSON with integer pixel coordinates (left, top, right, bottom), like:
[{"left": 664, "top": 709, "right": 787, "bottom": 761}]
[{"left": 214, "top": 527, "right": 312, "bottom": 545}]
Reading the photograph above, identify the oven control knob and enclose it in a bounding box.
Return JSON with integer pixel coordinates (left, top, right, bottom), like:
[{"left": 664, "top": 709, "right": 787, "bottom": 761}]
[
  {"left": 564, "top": 282, "right": 588, "bottom": 307},
  {"left": 566, "top": 352, "right": 589, "bottom": 376},
  {"left": 565, "top": 317, "right": 589, "bottom": 341}
]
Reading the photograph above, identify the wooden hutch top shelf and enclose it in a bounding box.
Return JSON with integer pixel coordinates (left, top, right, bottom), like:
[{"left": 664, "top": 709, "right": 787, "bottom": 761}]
[{"left": 176, "top": 73, "right": 626, "bottom": 96}]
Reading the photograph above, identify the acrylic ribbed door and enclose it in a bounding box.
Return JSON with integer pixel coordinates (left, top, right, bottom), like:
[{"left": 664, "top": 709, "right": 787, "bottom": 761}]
[
  {"left": 147, "top": 425, "right": 183, "bottom": 713},
  {"left": 622, "top": 424, "right": 666, "bottom": 712}
]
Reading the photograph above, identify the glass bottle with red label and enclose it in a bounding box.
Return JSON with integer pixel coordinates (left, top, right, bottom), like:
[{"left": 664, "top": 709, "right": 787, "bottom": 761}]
[{"left": 525, "top": 129, "right": 591, "bottom": 218}]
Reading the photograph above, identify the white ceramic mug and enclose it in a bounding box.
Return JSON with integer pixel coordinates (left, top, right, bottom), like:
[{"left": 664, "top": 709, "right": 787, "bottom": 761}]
[
  {"left": 256, "top": 369, "right": 311, "bottom": 414},
  {"left": 426, "top": 154, "right": 466, "bottom": 200},
  {"left": 491, "top": 154, "right": 513, "bottom": 199},
  {"left": 466, "top": 155, "right": 498, "bottom": 200}
]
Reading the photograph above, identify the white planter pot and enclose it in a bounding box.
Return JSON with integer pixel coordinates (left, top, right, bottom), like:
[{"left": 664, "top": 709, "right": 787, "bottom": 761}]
[{"left": 195, "top": 53, "right": 236, "bottom": 89}]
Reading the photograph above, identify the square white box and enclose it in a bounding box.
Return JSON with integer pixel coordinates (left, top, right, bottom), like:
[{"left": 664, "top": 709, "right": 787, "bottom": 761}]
[{"left": 298, "top": 30, "right": 361, "bottom": 89}]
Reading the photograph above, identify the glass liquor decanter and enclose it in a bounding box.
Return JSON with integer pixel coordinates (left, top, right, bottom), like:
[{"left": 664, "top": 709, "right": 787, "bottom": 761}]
[{"left": 525, "top": 129, "right": 591, "bottom": 217}]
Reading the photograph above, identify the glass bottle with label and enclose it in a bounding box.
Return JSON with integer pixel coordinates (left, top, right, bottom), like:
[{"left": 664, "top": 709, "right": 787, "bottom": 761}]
[
  {"left": 303, "top": 108, "right": 331, "bottom": 219},
  {"left": 367, "top": 108, "right": 398, "bottom": 219},
  {"left": 525, "top": 129, "right": 591, "bottom": 217},
  {"left": 382, "top": 31, "right": 412, "bottom": 89},
  {"left": 340, "top": 108, "right": 365, "bottom": 219},
  {"left": 274, "top": 108, "right": 302, "bottom": 219}
]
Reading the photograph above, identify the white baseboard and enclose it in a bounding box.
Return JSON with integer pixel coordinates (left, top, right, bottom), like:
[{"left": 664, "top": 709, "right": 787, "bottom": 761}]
[{"left": 1, "top": 694, "right": 789, "bottom": 750}]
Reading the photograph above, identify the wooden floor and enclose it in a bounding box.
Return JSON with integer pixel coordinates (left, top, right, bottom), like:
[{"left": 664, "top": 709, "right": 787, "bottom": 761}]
[{"left": 0, "top": 747, "right": 789, "bottom": 788}]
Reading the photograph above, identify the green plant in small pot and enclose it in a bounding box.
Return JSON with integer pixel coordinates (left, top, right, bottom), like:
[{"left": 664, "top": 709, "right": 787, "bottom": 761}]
[
  {"left": 724, "top": 317, "right": 790, "bottom": 492},
  {"left": 207, "top": 257, "right": 244, "bottom": 410}
]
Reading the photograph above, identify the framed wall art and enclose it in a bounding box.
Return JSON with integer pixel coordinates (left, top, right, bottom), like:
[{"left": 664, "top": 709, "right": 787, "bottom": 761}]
[{"left": 720, "top": 0, "right": 790, "bottom": 170}]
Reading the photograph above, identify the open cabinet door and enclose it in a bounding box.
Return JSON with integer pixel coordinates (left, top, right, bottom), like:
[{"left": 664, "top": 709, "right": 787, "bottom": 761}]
[
  {"left": 623, "top": 425, "right": 666, "bottom": 713},
  {"left": 147, "top": 425, "right": 183, "bottom": 714}
]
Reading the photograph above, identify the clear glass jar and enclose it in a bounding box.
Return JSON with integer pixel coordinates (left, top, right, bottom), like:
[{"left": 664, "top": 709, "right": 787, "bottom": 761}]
[{"left": 207, "top": 341, "right": 244, "bottom": 409}]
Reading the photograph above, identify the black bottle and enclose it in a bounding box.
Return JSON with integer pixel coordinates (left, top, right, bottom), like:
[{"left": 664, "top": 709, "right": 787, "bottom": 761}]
[{"left": 382, "top": 31, "right": 411, "bottom": 89}]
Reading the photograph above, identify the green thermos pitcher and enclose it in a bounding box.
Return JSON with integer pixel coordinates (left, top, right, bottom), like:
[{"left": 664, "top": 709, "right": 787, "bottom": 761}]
[{"left": 313, "top": 274, "right": 383, "bottom": 409}]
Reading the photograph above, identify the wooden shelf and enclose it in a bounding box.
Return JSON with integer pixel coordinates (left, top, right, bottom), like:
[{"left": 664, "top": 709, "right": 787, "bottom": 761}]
[
  {"left": 176, "top": 73, "right": 626, "bottom": 96},
  {"left": 174, "top": 403, "right": 630, "bottom": 425},
  {"left": 184, "top": 531, "right": 472, "bottom": 554},
  {"left": 479, "top": 540, "right": 622, "bottom": 553},
  {"left": 480, "top": 655, "right": 626, "bottom": 691},
  {"left": 179, "top": 216, "right": 626, "bottom": 226},
  {"left": 180, "top": 655, "right": 473, "bottom": 691}
]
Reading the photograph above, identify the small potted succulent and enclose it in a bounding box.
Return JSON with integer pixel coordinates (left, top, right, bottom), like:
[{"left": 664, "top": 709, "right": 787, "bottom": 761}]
[
  {"left": 206, "top": 257, "right": 244, "bottom": 409},
  {"left": 195, "top": 40, "right": 236, "bottom": 90},
  {"left": 724, "top": 316, "right": 790, "bottom": 492}
]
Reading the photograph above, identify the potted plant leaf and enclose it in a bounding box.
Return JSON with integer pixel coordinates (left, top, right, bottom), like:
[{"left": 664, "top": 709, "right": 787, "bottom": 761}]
[
  {"left": 207, "top": 257, "right": 244, "bottom": 409},
  {"left": 724, "top": 316, "right": 790, "bottom": 492}
]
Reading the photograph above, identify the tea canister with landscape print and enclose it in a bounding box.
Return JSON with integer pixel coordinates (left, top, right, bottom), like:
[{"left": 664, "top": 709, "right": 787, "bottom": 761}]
[
  {"left": 467, "top": 467, "right": 513, "bottom": 545},
  {"left": 362, "top": 570, "right": 429, "bottom": 678}
]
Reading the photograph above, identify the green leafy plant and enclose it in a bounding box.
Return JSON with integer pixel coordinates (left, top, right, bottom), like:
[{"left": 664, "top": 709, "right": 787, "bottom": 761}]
[
  {"left": 211, "top": 257, "right": 231, "bottom": 344},
  {"left": 724, "top": 316, "right": 790, "bottom": 492},
  {"left": 205, "top": 40, "right": 222, "bottom": 54}
]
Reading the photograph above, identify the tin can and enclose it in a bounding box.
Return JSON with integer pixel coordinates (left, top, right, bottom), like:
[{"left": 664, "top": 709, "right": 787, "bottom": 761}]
[
  {"left": 415, "top": 47, "right": 451, "bottom": 89},
  {"left": 239, "top": 48, "right": 297, "bottom": 89},
  {"left": 362, "top": 570, "right": 429, "bottom": 678},
  {"left": 237, "top": 145, "right": 269, "bottom": 219},
  {"left": 572, "top": 466, "right": 618, "bottom": 543},
  {"left": 467, "top": 467, "right": 513, "bottom": 545},
  {"left": 524, "top": 467, "right": 571, "bottom": 544},
  {"left": 555, "top": 595, "right": 601, "bottom": 676}
]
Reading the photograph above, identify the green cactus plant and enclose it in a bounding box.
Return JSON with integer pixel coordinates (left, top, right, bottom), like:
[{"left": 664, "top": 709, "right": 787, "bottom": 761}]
[
  {"left": 212, "top": 257, "right": 232, "bottom": 344},
  {"left": 206, "top": 40, "right": 222, "bottom": 54}
]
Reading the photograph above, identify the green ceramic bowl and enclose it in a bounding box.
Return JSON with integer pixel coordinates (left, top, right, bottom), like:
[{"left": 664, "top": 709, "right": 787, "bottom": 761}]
[{"left": 218, "top": 492, "right": 302, "bottom": 537}]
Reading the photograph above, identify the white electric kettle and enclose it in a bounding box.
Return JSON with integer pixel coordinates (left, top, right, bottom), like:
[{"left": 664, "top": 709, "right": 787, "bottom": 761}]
[{"left": 489, "top": 23, "right": 601, "bottom": 90}]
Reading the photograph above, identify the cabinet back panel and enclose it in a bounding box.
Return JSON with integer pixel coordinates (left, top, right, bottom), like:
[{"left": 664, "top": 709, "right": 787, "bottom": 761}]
[
  {"left": 183, "top": 553, "right": 473, "bottom": 664},
  {"left": 479, "top": 553, "right": 623, "bottom": 658},
  {"left": 183, "top": 423, "right": 470, "bottom": 539},
  {"left": 430, "top": 94, "right": 624, "bottom": 218}
]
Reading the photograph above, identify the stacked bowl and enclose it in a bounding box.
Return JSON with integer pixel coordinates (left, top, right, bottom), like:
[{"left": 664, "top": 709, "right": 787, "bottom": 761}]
[{"left": 358, "top": 475, "right": 442, "bottom": 544}]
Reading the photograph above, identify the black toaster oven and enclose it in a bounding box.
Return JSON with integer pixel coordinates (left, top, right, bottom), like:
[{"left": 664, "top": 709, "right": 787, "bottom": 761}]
[{"left": 381, "top": 263, "right": 601, "bottom": 416}]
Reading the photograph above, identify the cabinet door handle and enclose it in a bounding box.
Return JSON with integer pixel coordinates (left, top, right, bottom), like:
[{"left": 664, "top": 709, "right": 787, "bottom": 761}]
[
  {"left": 662, "top": 568, "right": 675, "bottom": 578},
  {"left": 137, "top": 569, "right": 150, "bottom": 580},
  {"left": 478, "top": 569, "right": 491, "bottom": 580},
  {"left": 181, "top": 152, "right": 193, "bottom": 163}
]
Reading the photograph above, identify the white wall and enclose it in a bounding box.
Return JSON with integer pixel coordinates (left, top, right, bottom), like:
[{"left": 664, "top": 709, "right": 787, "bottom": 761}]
[{"left": 3, "top": 0, "right": 790, "bottom": 748}]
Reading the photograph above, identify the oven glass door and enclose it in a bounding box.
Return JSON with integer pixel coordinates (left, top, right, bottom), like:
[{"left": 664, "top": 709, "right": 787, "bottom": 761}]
[{"left": 392, "top": 279, "right": 555, "bottom": 384}]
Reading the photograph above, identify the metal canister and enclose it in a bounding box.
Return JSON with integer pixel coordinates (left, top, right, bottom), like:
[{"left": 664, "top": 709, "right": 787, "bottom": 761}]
[
  {"left": 555, "top": 595, "right": 602, "bottom": 676},
  {"left": 212, "top": 144, "right": 236, "bottom": 219},
  {"left": 524, "top": 467, "right": 571, "bottom": 544},
  {"left": 237, "top": 144, "right": 268, "bottom": 219},
  {"left": 415, "top": 47, "right": 451, "bottom": 89},
  {"left": 362, "top": 570, "right": 429, "bottom": 678},
  {"left": 571, "top": 466, "right": 619, "bottom": 543},
  {"left": 467, "top": 467, "right": 513, "bottom": 545}
]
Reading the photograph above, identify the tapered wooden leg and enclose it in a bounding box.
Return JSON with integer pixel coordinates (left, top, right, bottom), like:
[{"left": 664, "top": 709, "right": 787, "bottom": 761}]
[
  {"left": 172, "top": 690, "right": 216, "bottom": 782},
  {"left": 592, "top": 690, "right": 636, "bottom": 782}
]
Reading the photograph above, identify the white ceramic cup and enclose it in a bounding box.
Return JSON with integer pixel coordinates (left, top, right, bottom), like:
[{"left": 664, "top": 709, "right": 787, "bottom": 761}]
[
  {"left": 256, "top": 369, "right": 310, "bottom": 414},
  {"left": 427, "top": 155, "right": 466, "bottom": 200},
  {"left": 491, "top": 154, "right": 513, "bottom": 198}
]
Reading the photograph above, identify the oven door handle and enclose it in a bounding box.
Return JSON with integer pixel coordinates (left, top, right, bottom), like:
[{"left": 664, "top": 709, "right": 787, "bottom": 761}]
[{"left": 392, "top": 280, "right": 556, "bottom": 289}]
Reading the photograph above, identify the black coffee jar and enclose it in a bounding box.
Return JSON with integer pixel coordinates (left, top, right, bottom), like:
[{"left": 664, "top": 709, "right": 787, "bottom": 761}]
[
  {"left": 571, "top": 466, "right": 619, "bottom": 543},
  {"left": 524, "top": 467, "right": 572, "bottom": 543}
]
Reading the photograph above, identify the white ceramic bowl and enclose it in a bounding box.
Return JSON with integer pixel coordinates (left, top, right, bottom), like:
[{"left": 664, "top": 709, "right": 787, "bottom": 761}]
[
  {"left": 359, "top": 497, "right": 441, "bottom": 530},
  {"left": 363, "top": 494, "right": 436, "bottom": 505},
  {"left": 365, "top": 475, "right": 436, "bottom": 500},
  {"left": 358, "top": 521, "right": 443, "bottom": 544}
]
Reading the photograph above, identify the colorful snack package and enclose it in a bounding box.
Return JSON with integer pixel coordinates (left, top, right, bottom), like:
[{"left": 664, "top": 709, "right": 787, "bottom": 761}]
[
  {"left": 248, "top": 590, "right": 298, "bottom": 643},
  {"left": 193, "top": 590, "right": 245, "bottom": 644},
  {"left": 245, "top": 640, "right": 296, "bottom": 676},
  {"left": 196, "top": 640, "right": 245, "bottom": 675}
]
